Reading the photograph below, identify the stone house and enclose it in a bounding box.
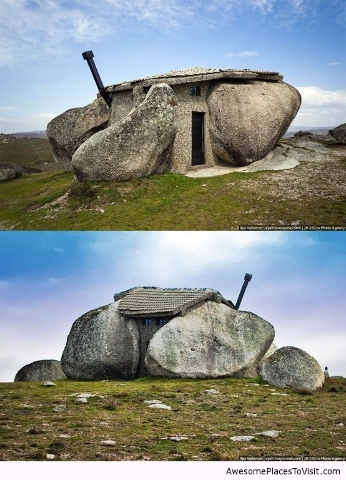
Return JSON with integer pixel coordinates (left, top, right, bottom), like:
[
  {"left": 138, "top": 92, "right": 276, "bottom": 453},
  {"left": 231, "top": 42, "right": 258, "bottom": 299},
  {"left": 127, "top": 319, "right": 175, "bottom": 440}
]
[
  {"left": 114, "top": 286, "right": 235, "bottom": 376},
  {"left": 105, "top": 67, "right": 286, "bottom": 173}
]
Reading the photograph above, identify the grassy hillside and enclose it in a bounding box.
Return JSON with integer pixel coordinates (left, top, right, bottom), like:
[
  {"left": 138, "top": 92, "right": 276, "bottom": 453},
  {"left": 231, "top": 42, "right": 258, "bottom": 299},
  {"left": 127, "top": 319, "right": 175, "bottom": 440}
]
[
  {"left": 0, "top": 135, "right": 57, "bottom": 172},
  {"left": 1, "top": 136, "right": 345, "bottom": 230},
  {"left": 0, "top": 376, "right": 345, "bottom": 461}
]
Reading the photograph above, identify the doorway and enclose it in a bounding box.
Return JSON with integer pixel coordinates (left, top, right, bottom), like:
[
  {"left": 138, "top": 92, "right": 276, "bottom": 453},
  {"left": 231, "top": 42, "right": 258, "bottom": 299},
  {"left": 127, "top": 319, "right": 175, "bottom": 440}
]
[{"left": 191, "top": 112, "right": 205, "bottom": 165}]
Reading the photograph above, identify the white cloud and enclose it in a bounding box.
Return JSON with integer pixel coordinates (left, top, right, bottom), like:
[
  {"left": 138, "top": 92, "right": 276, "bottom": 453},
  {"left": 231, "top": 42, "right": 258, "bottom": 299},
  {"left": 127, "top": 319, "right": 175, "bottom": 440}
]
[
  {"left": 226, "top": 51, "right": 259, "bottom": 58},
  {"left": 298, "top": 86, "right": 346, "bottom": 107},
  {"left": 327, "top": 62, "right": 342, "bottom": 66},
  {"left": 0, "top": 112, "right": 58, "bottom": 133},
  {"left": 1, "top": 1, "right": 342, "bottom": 66},
  {"left": 292, "top": 86, "right": 346, "bottom": 127},
  {"left": 130, "top": 231, "right": 284, "bottom": 284}
]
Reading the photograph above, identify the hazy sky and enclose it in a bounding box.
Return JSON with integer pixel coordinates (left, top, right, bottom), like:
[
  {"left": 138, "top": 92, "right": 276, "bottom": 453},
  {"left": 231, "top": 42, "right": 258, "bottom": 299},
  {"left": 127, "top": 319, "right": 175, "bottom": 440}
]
[
  {"left": 0, "top": 230, "right": 345, "bottom": 382},
  {"left": 0, "top": 0, "right": 345, "bottom": 133}
]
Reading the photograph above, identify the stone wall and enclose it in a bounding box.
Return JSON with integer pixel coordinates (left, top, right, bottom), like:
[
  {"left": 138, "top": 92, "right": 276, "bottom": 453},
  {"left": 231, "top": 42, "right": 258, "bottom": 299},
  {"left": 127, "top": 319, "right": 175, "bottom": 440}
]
[{"left": 169, "top": 81, "right": 218, "bottom": 173}]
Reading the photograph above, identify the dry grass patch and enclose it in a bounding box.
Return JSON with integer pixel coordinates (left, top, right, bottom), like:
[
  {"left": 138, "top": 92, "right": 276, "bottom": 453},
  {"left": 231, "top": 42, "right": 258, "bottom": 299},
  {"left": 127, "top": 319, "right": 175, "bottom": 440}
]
[{"left": 0, "top": 377, "right": 345, "bottom": 461}]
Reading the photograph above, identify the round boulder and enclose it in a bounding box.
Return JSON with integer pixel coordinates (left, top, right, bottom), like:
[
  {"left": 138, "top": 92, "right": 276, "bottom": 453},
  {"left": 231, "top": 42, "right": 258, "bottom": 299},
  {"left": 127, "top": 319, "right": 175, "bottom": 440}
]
[
  {"left": 145, "top": 302, "right": 275, "bottom": 378},
  {"left": 72, "top": 83, "right": 178, "bottom": 181},
  {"left": 14, "top": 360, "right": 67, "bottom": 381},
  {"left": 260, "top": 346, "right": 324, "bottom": 391},
  {"left": 329, "top": 123, "right": 346, "bottom": 144},
  {"left": 207, "top": 80, "right": 301, "bottom": 166},
  {"left": 61, "top": 302, "right": 140, "bottom": 380}
]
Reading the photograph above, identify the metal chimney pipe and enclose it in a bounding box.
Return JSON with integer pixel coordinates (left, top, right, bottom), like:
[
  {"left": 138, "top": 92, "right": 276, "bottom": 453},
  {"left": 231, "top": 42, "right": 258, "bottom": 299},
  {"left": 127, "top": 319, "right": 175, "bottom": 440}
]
[
  {"left": 235, "top": 273, "right": 252, "bottom": 310},
  {"left": 82, "top": 51, "right": 112, "bottom": 108}
]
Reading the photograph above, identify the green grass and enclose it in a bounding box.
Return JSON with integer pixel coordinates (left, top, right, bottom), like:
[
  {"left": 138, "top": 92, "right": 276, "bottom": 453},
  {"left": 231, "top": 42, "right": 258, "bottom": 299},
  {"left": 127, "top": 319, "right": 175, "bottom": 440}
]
[
  {"left": 1, "top": 136, "right": 345, "bottom": 230},
  {"left": 0, "top": 376, "right": 345, "bottom": 461},
  {"left": 0, "top": 136, "right": 56, "bottom": 172},
  {"left": 1, "top": 166, "right": 345, "bottom": 230}
]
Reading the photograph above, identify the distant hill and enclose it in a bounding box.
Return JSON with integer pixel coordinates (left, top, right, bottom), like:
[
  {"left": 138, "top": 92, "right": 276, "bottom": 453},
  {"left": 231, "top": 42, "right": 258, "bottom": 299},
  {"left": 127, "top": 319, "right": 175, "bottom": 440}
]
[
  {"left": 8, "top": 130, "right": 47, "bottom": 138},
  {"left": 285, "top": 126, "right": 335, "bottom": 138}
]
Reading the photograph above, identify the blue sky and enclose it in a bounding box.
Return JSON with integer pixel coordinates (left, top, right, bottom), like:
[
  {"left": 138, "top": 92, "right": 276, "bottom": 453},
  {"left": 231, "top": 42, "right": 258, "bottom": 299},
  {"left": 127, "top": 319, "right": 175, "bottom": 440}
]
[
  {"left": 0, "top": 230, "right": 345, "bottom": 382},
  {"left": 0, "top": 0, "right": 345, "bottom": 133}
]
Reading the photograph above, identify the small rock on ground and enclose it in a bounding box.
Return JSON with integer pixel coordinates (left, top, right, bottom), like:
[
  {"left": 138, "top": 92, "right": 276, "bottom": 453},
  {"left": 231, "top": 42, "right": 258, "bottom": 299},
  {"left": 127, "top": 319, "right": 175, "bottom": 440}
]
[
  {"left": 100, "top": 440, "right": 116, "bottom": 446},
  {"left": 52, "top": 405, "right": 67, "bottom": 413},
  {"left": 230, "top": 435, "right": 255, "bottom": 442},
  {"left": 148, "top": 403, "right": 172, "bottom": 410},
  {"left": 43, "top": 381, "right": 57, "bottom": 387},
  {"left": 255, "top": 430, "right": 280, "bottom": 438}
]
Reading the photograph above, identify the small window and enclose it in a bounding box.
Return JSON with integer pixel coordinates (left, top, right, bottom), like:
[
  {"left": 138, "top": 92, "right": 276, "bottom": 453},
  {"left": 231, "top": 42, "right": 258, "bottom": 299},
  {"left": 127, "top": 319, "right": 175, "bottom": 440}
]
[
  {"left": 190, "top": 86, "right": 200, "bottom": 96},
  {"left": 143, "top": 86, "right": 150, "bottom": 94},
  {"left": 156, "top": 318, "right": 168, "bottom": 326},
  {"left": 142, "top": 318, "right": 153, "bottom": 326}
]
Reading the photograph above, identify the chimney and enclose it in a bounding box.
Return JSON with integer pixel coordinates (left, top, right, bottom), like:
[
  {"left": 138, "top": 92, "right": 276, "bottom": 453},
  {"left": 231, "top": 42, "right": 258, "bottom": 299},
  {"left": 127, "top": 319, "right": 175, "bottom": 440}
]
[
  {"left": 235, "top": 273, "right": 252, "bottom": 310},
  {"left": 82, "top": 50, "right": 112, "bottom": 108}
]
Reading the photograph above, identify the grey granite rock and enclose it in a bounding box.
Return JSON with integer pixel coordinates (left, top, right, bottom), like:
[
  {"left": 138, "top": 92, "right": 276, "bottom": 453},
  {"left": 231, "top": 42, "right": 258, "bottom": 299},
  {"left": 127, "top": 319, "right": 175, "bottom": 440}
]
[
  {"left": 145, "top": 302, "right": 275, "bottom": 378},
  {"left": 207, "top": 81, "right": 301, "bottom": 166},
  {"left": 61, "top": 302, "right": 140, "bottom": 380},
  {"left": 329, "top": 123, "right": 346, "bottom": 144},
  {"left": 47, "top": 97, "right": 110, "bottom": 171},
  {"left": 72, "top": 83, "right": 177, "bottom": 181},
  {"left": 14, "top": 360, "right": 66, "bottom": 382},
  {"left": 261, "top": 346, "right": 324, "bottom": 391}
]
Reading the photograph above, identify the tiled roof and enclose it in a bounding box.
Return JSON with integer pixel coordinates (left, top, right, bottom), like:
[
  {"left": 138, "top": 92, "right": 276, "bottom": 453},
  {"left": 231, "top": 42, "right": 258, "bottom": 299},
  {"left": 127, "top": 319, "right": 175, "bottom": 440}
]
[
  {"left": 106, "top": 67, "right": 283, "bottom": 92},
  {"left": 114, "top": 287, "right": 234, "bottom": 317}
]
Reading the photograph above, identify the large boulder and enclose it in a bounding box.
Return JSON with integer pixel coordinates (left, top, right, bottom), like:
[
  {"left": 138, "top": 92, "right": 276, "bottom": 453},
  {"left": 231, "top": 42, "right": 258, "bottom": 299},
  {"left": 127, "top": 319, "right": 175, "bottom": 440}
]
[
  {"left": 14, "top": 360, "right": 66, "bottom": 381},
  {"left": 207, "top": 81, "right": 301, "bottom": 166},
  {"left": 47, "top": 97, "right": 110, "bottom": 171},
  {"left": 329, "top": 123, "right": 346, "bottom": 144},
  {"left": 61, "top": 302, "right": 140, "bottom": 380},
  {"left": 72, "top": 83, "right": 178, "bottom": 181},
  {"left": 260, "top": 346, "right": 324, "bottom": 391},
  {"left": 145, "top": 302, "right": 275, "bottom": 378}
]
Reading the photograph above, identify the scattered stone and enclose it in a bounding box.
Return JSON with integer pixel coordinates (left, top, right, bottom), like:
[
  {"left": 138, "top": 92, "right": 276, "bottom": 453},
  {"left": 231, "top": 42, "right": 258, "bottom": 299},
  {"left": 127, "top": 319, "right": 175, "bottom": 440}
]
[
  {"left": 46, "top": 454, "right": 55, "bottom": 460},
  {"left": 161, "top": 435, "right": 189, "bottom": 442},
  {"left": 169, "top": 436, "right": 189, "bottom": 442},
  {"left": 100, "top": 440, "right": 116, "bottom": 446},
  {"left": 72, "top": 84, "right": 178, "bottom": 181},
  {"left": 230, "top": 435, "right": 256, "bottom": 442},
  {"left": 148, "top": 403, "right": 172, "bottom": 410},
  {"left": 337, "top": 423, "right": 344, "bottom": 427},
  {"left": 245, "top": 413, "right": 257, "bottom": 417},
  {"left": 143, "top": 400, "right": 162, "bottom": 405},
  {"left": 52, "top": 405, "right": 67, "bottom": 413},
  {"left": 58, "top": 434, "right": 71, "bottom": 439},
  {"left": 204, "top": 389, "right": 219, "bottom": 394},
  {"left": 329, "top": 123, "right": 346, "bottom": 144},
  {"left": 0, "top": 162, "right": 30, "bottom": 181},
  {"left": 294, "top": 131, "right": 313, "bottom": 137},
  {"left": 256, "top": 430, "right": 280, "bottom": 438},
  {"left": 261, "top": 346, "right": 324, "bottom": 391},
  {"left": 271, "top": 393, "right": 289, "bottom": 396},
  {"left": 43, "top": 381, "right": 57, "bottom": 387},
  {"left": 75, "top": 397, "right": 88, "bottom": 404},
  {"left": 14, "top": 360, "right": 66, "bottom": 382}
]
